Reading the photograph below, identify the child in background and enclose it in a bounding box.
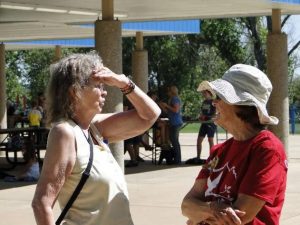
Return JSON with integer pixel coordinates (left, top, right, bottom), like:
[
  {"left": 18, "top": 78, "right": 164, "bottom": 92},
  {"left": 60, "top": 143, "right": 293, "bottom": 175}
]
[{"left": 28, "top": 100, "right": 42, "bottom": 127}]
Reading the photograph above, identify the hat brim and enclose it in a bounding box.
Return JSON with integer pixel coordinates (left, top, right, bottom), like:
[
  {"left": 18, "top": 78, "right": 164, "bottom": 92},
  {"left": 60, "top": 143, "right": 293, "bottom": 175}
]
[{"left": 197, "top": 80, "right": 279, "bottom": 125}]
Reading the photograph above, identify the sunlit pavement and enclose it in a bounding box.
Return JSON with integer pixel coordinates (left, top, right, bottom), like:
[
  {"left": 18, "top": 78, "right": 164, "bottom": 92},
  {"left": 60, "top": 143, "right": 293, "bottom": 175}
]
[{"left": 0, "top": 133, "right": 299, "bottom": 225}]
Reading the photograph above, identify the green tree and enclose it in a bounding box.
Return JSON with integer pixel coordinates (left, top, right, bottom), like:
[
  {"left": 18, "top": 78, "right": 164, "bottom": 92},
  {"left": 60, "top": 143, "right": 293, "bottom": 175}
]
[
  {"left": 7, "top": 16, "right": 300, "bottom": 119},
  {"left": 122, "top": 34, "right": 229, "bottom": 118},
  {"left": 5, "top": 51, "right": 28, "bottom": 101},
  {"left": 201, "top": 18, "right": 247, "bottom": 65},
  {"left": 6, "top": 47, "right": 92, "bottom": 105},
  {"left": 22, "top": 49, "right": 55, "bottom": 100},
  {"left": 202, "top": 16, "right": 300, "bottom": 107}
]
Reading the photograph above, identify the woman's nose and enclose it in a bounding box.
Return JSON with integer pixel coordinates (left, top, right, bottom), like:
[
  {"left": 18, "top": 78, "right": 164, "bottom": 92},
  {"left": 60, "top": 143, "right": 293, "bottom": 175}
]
[{"left": 101, "top": 90, "right": 107, "bottom": 97}]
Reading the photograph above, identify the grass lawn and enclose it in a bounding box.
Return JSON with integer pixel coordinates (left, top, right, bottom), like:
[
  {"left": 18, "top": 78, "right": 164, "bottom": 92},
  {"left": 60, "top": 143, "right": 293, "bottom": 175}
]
[
  {"left": 181, "top": 122, "right": 300, "bottom": 134},
  {"left": 180, "top": 122, "right": 226, "bottom": 133}
]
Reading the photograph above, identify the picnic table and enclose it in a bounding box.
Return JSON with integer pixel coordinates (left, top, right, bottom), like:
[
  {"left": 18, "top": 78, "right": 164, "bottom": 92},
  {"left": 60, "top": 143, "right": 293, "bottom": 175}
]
[{"left": 0, "top": 127, "right": 49, "bottom": 167}]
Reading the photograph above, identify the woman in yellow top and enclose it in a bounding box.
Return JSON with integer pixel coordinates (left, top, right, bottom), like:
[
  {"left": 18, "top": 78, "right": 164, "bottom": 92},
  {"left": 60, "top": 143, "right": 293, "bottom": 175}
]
[{"left": 28, "top": 101, "right": 42, "bottom": 127}]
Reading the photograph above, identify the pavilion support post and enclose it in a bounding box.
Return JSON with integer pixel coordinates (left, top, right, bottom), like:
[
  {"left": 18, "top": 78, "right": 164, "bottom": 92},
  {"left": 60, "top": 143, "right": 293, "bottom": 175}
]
[
  {"left": 54, "top": 45, "right": 62, "bottom": 62},
  {"left": 0, "top": 44, "right": 6, "bottom": 129},
  {"left": 132, "top": 32, "right": 149, "bottom": 144},
  {"left": 102, "top": 0, "right": 114, "bottom": 20},
  {"left": 95, "top": 0, "right": 124, "bottom": 170},
  {"left": 132, "top": 32, "right": 149, "bottom": 92},
  {"left": 0, "top": 44, "right": 7, "bottom": 152},
  {"left": 267, "top": 9, "right": 289, "bottom": 156}
]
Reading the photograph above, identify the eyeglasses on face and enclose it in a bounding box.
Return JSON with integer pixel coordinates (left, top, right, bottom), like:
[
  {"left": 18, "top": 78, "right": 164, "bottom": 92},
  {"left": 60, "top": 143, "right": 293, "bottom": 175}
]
[
  {"left": 214, "top": 95, "right": 221, "bottom": 100},
  {"left": 84, "top": 82, "right": 105, "bottom": 92},
  {"left": 93, "top": 83, "right": 105, "bottom": 91}
]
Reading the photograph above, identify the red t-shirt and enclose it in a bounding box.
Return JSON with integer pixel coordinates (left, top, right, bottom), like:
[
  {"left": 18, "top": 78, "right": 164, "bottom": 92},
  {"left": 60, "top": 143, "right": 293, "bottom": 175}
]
[{"left": 197, "top": 130, "right": 288, "bottom": 225}]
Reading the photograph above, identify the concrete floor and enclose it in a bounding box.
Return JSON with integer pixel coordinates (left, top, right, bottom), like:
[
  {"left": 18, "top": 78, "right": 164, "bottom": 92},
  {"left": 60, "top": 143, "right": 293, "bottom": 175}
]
[{"left": 0, "top": 133, "right": 299, "bottom": 225}]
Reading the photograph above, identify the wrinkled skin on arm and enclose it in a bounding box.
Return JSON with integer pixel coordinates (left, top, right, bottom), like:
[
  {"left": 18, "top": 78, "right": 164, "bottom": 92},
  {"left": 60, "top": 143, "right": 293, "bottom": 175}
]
[{"left": 32, "top": 124, "right": 76, "bottom": 225}]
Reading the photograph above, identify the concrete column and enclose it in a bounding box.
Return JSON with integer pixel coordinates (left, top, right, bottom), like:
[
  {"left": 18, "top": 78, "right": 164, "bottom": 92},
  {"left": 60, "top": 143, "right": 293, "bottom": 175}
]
[
  {"left": 132, "top": 32, "right": 149, "bottom": 92},
  {"left": 132, "top": 32, "right": 149, "bottom": 145},
  {"left": 0, "top": 44, "right": 6, "bottom": 129},
  {"left": 267, "top": 9, "right": 289, "bottom": 156},
  {"left": 95, "top": 2, "right": 124, "bottom": 169},
  {"left": 0, "top": 44, "right": 7, "bottom": 149},
  {"left": 54, "top": 45, "right": 62, "bottom": 62},
  {"left": 102, "top": 0, "right": 114, "bottom": 20}
]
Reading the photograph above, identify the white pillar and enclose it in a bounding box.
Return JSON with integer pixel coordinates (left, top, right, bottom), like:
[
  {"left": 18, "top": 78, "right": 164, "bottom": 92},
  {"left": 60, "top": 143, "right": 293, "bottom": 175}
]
[
  {"left": 94, "top": 0, "right": 124, "bottom": 169},
  {"left": 132, "top": 32, "right": 149, "bottom": 92},
  {"left": 54, "top": 45, "right": 62, "bottom": 62},
  {"left": 0, "top": 43, "right": 6, "bottom": 129},
  {"left": 267, "top": 9, "right": 289, "bottom": 156},
  {"left": 132, "top": 32, "right": 149, "bottom": 145},
  {"left": 0, "top": 44, "right": 7, "bottom": 151}
]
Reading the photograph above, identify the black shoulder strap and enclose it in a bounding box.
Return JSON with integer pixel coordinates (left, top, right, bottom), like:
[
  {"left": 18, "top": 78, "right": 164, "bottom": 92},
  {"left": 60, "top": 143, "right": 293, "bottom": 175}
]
[{"left": 55, "top": 133, "right": 94, "bottom": 225}]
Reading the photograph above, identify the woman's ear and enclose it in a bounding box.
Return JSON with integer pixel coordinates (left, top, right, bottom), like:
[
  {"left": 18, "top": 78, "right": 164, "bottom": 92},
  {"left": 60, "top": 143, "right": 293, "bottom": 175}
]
[
  {"left": 68, "top": 86, "right": 76, "bottom": 98},
  {"left": 68, "top": 86, "right": 78, "bottom": 105}
]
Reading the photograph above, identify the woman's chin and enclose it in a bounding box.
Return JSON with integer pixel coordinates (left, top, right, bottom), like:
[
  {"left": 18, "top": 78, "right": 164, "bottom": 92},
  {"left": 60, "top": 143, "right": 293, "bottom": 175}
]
[
  {"left": 98, "top": 103, "right": 105, "bottom": 110},
  {"left": 212, "top": 116, "right": 221, "bottom": 126},
  {"left": 212, "top": 114, "right": 219, "bottom": 122},
  {"left": 98, "top": 107, "right": 103, "bottom": 113}
]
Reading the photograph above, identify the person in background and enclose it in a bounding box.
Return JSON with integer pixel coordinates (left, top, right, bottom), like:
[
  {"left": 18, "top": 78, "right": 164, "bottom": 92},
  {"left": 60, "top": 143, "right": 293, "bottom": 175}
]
[
  {"left": 28, "top": 100, "right": 43, "bottom": 127},
  {"left": 7, "top": 100, "right": 16, "bottom": 128},
  {"left": 4, "top": 100, "right": 41, "bottom": 182},
  {"left": 159, "top": 85, "right": 183, "bottom": 164},
  {"left": 3, "top": 101, "right": 42, "bottom": 182},
  {"left": 186, "top": 90, "right": 216, "bottom": 165},
  {"left": 4, "top": 138, "right": 40, "bottom": 182},
  {"left": 32, "top": 53, "right": 161, "bottom": 225},
  {"left": 37, "top": 92, "right": 46, "bottom": 127},
  {"left": 13, "top": 99, "right": 43, "bottom": 182},
  {"left": 124, "top": 135, "right": 143, "bottom": 167},
  {"left": 123, "top": 98, "right": 145, "bottom": 167},
  {"left": 181, "top": 64, "right": 287, "bottom": 225},
  {"left": 147, "top": 91, "right": 169, "bottom": 148}
]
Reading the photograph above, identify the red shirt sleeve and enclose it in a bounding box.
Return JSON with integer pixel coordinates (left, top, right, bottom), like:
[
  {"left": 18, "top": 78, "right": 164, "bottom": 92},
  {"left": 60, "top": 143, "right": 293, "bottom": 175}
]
[
  {"left": 197, "top": 166, "right": 210, "bottom": 180},
  {"left": 239, "top": 140, "right": 287, "bottom": 204}
]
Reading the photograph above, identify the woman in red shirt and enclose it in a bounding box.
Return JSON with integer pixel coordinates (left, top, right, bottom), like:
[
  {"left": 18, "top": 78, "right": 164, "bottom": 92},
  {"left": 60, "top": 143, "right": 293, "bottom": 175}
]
[{"left": 181, "top": 64, "right": 287, "bottom": 225}]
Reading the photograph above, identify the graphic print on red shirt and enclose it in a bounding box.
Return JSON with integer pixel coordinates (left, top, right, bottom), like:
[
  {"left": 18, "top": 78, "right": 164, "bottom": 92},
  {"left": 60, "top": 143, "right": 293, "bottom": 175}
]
[{"left": 197, "top": 130, "right": 287, "bottom": 225}]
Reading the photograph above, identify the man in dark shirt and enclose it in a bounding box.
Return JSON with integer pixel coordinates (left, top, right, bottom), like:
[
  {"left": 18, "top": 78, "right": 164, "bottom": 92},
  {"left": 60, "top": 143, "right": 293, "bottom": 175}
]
[{"left": 186, "top": 90, "right": 216, "bottom": 165}]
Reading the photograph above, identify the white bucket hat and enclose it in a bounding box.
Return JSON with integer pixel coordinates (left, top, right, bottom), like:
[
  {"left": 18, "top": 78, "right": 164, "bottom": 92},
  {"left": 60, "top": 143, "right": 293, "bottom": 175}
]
[{"left": 197, "top": 64, "right": 279, "bottom": 125}]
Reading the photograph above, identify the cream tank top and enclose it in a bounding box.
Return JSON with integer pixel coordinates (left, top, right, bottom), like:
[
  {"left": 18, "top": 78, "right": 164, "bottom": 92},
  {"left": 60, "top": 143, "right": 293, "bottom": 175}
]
[{"left": 57, "top": 120, "right": 134, "bottom": 225}]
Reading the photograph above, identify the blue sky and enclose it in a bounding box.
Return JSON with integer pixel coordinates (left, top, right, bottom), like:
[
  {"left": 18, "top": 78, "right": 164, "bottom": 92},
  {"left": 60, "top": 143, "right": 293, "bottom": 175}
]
[{"left": 282, "top": 15, "right": 300, "bottom": 76}]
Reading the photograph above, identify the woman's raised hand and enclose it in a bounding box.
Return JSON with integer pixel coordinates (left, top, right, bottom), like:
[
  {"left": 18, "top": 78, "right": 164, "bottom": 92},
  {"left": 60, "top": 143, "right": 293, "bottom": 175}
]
[{"left": 92, "top": 67, "right": 129, "bottom": 89}]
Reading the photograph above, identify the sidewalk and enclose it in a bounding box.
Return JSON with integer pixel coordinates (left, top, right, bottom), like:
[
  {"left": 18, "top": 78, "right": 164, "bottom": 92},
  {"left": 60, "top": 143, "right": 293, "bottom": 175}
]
[
  {"left": 127, "top": 133, "right": 300, "bottom": 225},
  {"left": 0, "top": 133, "right": 299, "bottom": 225}
]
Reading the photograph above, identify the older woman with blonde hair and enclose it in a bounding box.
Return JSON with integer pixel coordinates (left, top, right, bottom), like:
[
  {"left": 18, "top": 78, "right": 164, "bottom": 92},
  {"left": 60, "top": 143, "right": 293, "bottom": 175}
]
[
  {"left": 160, "top": 85, "right": 183, "bottom": 164},
  {"left": 181, "top": 64, "right": 287, "bottom": 225},
  {"left": 32, "top": 52, "right": 161, "bottom": 225}
]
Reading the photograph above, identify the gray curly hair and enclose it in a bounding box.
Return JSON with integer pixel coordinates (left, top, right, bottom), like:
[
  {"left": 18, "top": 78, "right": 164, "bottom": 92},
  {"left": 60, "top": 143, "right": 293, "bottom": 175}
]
[{"left": 46, "top": 52, "right": 103, "bottom": 124}]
